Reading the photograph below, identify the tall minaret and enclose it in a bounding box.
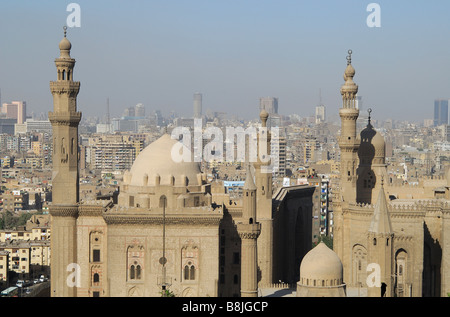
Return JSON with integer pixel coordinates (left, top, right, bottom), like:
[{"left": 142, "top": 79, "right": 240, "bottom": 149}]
[
  {"left": 237, "top": 163, "right": 261, "bottom": 297},
  {"left": 367, "top": 179, "right": 394, "bottom": 297},
  {"left": 48, "top": 27, "right": 81, "bottom": 297},
  {"left": 253, "top": 109, "right": 273, "bottom": 285},
  {"left": 338, "top": 50, "right": 360, "bottom": 204}
]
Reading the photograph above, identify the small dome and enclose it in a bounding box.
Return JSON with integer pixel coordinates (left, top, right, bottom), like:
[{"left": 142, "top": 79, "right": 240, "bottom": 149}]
[
  {"left": 260, "top": 109, "right": 269, "bottom": 120},
  {"left": 344, "top": 64, "right": 355, "bottom": 79},
  {"left": 59, "top": 36, "right": 72, "bottom": 51},
  {"left": 300, "top": 242, "right": 343, "bottom": 282},
  {"left": 128, "top": 134, "right": 201, "bottom": 187},
  {"left": 372, "top": 131, "right": 385, "bottom": 158}
]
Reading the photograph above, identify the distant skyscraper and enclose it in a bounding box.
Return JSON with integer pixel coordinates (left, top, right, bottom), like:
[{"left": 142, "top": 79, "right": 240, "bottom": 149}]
[
  {"left": 1, "top": 101, "right": 26, "bottom": 124},
  {"left": 123, "top": 106, "right": 135, "bottom": 117},
  {"left": 355, "top": 95, "right": 363, "bottom": 110},
  {"left": 194, "top": 92, "right": 202, "bottom": 118},
  {"left": 315, "top": 105, "right": 326, "bottom": 123},
  {"left": 259, "top": 97, "right": 278, "bottom": 114},
  {"left": 135, "top": 103, "right": 145, "bottom": 117},
  {"left": 434, "top": 99, "right": 449, "bottom": 126}
]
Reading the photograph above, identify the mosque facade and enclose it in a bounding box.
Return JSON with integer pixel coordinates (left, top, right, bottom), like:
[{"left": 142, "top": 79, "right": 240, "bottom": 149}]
[
  {"left": 48, "top": 30, "right": 315, "bottom": 297},
  {"left": 332, "top": 50, "right": 450, "bottom": 297}
]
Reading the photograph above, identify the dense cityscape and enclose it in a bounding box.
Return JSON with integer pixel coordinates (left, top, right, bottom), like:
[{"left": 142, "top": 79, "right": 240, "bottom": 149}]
[
  {"left": 0, "top": 2, "right": 449, "bottom": 309},
  {"left": 1, "top": 88, "right": 450, "bottom": 297}
]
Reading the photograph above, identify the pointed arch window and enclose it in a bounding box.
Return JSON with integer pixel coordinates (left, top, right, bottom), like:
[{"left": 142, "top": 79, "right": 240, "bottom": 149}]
[
  {"left": 184, "top": 261, "right": 196, "bottom": 280},
  {"left": 130, "top": 263, "right": 142, "bottom": 280}
]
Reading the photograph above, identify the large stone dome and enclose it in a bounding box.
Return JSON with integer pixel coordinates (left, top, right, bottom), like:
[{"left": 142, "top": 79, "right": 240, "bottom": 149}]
[
  {"left": 300, "top": 242, "right": 343, "bottom": 283},
  {"left": 127, "top": 134, "right": 201, "bottom": 187}
]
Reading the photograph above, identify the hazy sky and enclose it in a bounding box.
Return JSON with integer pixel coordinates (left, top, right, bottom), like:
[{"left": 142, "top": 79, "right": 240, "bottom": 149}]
[{"left": 1, "top": 0, "right": 449, "bottom": 123}]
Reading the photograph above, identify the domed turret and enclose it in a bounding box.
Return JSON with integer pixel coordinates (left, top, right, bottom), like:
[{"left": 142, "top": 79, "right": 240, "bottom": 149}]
[
  {"left": 372, "top": 130, "right": 385, "bottom": 161},
  {"left": 358, "top": 109, "right": 385, "bottom": 165},
  {"left": 59, "top": 26, "right": 72, "bottom": 58}
]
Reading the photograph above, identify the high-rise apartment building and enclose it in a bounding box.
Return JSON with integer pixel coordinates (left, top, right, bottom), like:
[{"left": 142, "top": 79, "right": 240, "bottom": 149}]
[
  {"left": 434, "top": 99, "right": 449, "bottom": 126},
  {"left": 135, "top": 103, "right": 145, "bottom": 117},
  {"left": 2, "top": 101, "right": 26, "bottom": 124},
  {"left": 315, "top": 105, "right": 326, "bottom": 123},
  {"left": 193, "top": 92, "right": 202, "bottom": 118},
  {"left": 259, "top": 97, "right": 278, "bottom": 114}
]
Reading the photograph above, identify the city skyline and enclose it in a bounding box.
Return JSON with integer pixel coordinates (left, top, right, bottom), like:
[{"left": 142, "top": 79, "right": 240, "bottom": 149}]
[{"left": 0, "top": 1, "right": 449, "bottom": 122}]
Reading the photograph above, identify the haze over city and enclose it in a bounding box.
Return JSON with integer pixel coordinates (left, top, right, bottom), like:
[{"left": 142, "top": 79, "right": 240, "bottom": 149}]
[{"left": 1, "top": 0, "right": 449, "bottom": 122}]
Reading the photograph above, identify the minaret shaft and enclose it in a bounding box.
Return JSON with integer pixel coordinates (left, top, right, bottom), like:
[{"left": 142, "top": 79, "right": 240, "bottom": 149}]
[
  {"left": 49, "top": 28, "right": 80, "bottom": 298},
  {"left": 338, "top": 50, "right": 360, "bottom": 204}
]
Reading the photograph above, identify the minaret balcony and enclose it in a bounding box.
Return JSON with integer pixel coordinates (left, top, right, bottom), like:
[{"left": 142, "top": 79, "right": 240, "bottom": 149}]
[
  {"left": 237, "top": 222, "right": 261, "bottom": 239},
  {"left": 50, "top": 81, "right": 80, "bottom": 95},
  {"left": 48, "top": 111, "right": 82, "bottom": 125}
]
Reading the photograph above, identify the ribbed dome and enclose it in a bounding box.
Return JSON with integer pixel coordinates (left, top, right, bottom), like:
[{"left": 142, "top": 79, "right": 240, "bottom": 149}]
[
  {"left": 300, "top": 242, "right": 343, "bottom": 282},
  {"left": 128, "top": 134, "right": 201, "bottom": 187},
  {"left": 372, "top": 131, "right": 385, "bottom": 158}
]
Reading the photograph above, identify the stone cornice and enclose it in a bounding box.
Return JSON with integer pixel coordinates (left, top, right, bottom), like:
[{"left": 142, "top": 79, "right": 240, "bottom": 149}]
[
  {"left": 103, "top": 214, "right": 222, "bottom": 226},
  {"left": 49, "top": 205, "right": 79, "bottom": 218},
  {"left": 78, "top": 205, "right": 105, "bottom": 217}
]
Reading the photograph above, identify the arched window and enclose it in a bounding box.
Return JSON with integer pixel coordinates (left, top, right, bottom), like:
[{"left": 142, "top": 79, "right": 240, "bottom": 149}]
[
  {"left": 130, "top": 265, "right": 135, "bottom": 280},
  {"left": 373, "top": 238, "right": 377, "bottom": 246},
  {"left": 129, "top": 264, "right": 142, "bottom": 280},
  {"left": 93, "top": 273, "right": 99, "bottom": 283},
  {"left": 136, "top": 265, "right": 141, "bottom": 279},
  {"left": 184, "top": 262, "right": 195, "bottom": 280}
]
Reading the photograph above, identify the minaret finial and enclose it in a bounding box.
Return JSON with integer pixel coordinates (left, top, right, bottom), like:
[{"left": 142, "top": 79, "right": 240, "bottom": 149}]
[
  {"left": 347, "top": 49, "right": 352, "bottom": 65},
  {"left": 63, "top": 26, "right": 67, "bottom": 38},
  {"left": 368, "top": 108, "right": 372, "bottom": 125}
]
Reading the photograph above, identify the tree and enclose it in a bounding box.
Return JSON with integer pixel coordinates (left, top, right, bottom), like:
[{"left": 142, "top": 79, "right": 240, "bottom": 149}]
[{"left": 316, "top": 235, "right": 333, "bottom": 249}]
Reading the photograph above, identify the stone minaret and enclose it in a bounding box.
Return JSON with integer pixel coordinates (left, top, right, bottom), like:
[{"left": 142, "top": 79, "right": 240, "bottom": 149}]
[
  {"left": 334, "top": 50, "right": 360, "bottom": 266},
  {"left": 367, "top": 179, "right": 394, "bottom": 297},
  {"left": 48, "top": 27, "right": 81, "bottom": 297},
  {"left": 338, "top": 50, "right": 360, "bottom": 204},
  {"left": 253, "top": 109, "right": 273, "bottom": 285},
  {"left": 237, "top": 163, "right": 261, "bottom": 297}
]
